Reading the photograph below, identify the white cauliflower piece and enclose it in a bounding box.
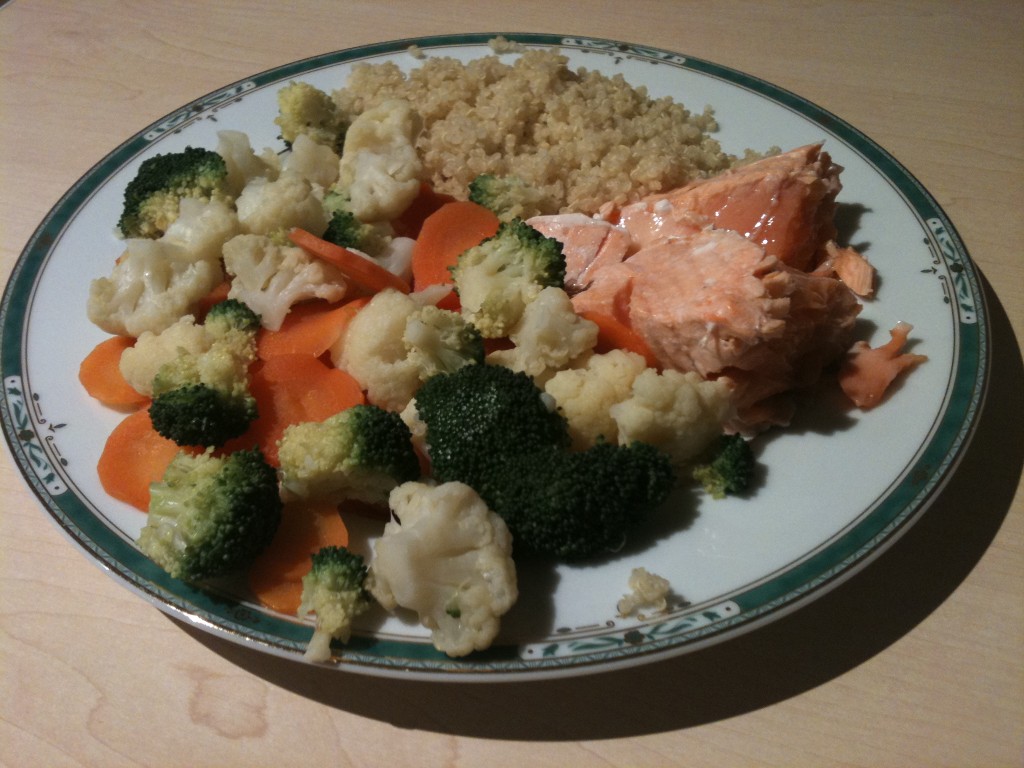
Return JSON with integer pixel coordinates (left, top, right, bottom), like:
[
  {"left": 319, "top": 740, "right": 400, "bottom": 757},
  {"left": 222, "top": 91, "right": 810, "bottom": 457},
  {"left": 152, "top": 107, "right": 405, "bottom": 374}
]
[
  {"left": 282, "top": 132, "right": 340, "bottom": 189},
  {"left": 338, "top": 99, "right": 423, "bottom": 222},
  {"left": 216, "top": 129, "right": 279, "bottom": 197},
  {"left": 87, "top": 237, "right": 223, "bottom": 337},
  {"left": 223, "top": 233, "right": 348, "bottom": 331},
  {"left": 367, "top": 481, "right": 517, "bottom": 657},
  {"left": 610, "top": 368, "right": 732, "bottom": 466},
  {"left": 161, "top": 196, "right": 240, "bottom": 262},
  {"left": 332, "top": 289, "right": 480, "bottom": 412},
  {"left": 543, "top": 349, "right": 649, "bottom": 450},
  {"left": 118, "top": 315, "right": 209, "bottom": 396},
  {"left": 617, "top": 567, "right": 672, "bottom": 618},
  {"left": 487, "top": 286, "right": 598, "bottom": 383},
  {"left": 332, "top": 289, "right": 422, "bottom": 411},
  {"left": 236, "top": 169, "right": 328, "bottom": 237}
]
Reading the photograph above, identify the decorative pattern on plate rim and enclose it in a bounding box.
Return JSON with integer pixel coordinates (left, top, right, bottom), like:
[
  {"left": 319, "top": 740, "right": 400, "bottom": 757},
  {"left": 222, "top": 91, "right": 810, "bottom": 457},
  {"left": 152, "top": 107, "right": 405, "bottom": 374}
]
[
  {"left": 143, "top": 81, "right": 257, "bottom": 141},
  {"left": 561, "top": 36, "right": 688, "bottom": 66},
  {"left": 3, "top": 375, "right": 66, "bottom": 496},
  {"left": 924, "top": 218, "right": 977, "bottom": 324}
]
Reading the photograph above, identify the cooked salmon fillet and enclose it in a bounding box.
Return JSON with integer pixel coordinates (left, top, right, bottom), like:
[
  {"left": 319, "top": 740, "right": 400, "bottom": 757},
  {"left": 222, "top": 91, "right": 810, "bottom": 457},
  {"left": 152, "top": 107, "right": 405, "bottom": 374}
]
[{"left": 570, "top": 225, "right": 861, "bottom": 432}]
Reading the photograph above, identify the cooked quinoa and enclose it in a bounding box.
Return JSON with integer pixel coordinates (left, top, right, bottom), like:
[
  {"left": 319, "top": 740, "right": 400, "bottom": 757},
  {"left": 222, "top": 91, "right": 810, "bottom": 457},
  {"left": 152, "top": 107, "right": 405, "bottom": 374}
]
[{"left": 332, "top": 48, "right": 738, "bottom": 215}]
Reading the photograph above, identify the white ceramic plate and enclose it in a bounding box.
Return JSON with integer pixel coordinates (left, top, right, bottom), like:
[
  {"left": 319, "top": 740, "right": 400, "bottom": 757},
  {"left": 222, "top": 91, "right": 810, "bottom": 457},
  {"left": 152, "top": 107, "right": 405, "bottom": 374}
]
[{"left": 0, "top": 34, "right": 987, "bottom": 681}]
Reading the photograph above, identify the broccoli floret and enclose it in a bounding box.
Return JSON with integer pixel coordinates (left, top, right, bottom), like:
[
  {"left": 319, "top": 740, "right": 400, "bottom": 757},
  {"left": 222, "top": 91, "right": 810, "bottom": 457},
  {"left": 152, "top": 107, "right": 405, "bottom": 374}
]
[
  {"left": 118, "top": 147, "right": 232, "bottom": 239},
  {"left": 403, "top": 304, "right": 485, "bottom": 379},
  {"left": 692, "top": 434, "right": 756, "bottom": 499},
  {"left": 484, "top": 441, "right": 674, "bottom": 560},
  {"left": 414, "top": 363, "right": 675, "bottom": 559},
  {"left": 203, "top": 297, "right": 262, "bottom": 334},
  {"left": 450, "top": 218, "right": 567, "bottom": 338},
  {"left": 137, "top": 448, "right": 282, "bottom": 581},
  {"left": 414, "top": 363, "right": 569, "bottom": 489},
  {"left": 321, "top": 188, "right": 393, "bottom": 257},
  {"left": 277, "top": 404, "right": 421, "bottom": 505},
  {"left": 274, "top": 81, "right": 345, "bottom": 152},
  {"left": 299, "top": 545, "right": 371, "bottom": 663},
  {"left": 146, "top": 299, "right": 260, "bottom": 447},
  {"left": 467, "top": 174, "right": 553, "bottom": 222}
]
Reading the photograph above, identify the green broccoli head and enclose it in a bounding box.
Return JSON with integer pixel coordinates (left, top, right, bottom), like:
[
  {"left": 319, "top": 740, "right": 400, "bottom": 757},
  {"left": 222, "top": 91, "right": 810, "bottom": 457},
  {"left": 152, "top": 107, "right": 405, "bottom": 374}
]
[
  {"left": 485, "top": 441, "right": 676, "bottom": 560},
  {"left": 117, "top": 146, "right": 231, "bottom": 239},
  {"left": 414, "top": 363, "right": 570, "bottom": 489},
  {"left": 149, "top": 384, "right": 258, "bottom": 448},
  {"left": 137, "top": 448, "right": 282, "bottom": 581},
  {"left": 277, "top": 404, "right": 421, "bottom": 505},
  {"left": 300, "top": 545, "right": 371, "bottom": 661},
  {"left": 450, "top": 218, "right": 567, "bottom": 338},
  {"left": 274, "top": 81, "right": 345, "bottom": 151},
  {"left": 147, "top": 301, "right": 260, "bottom": 448},
  {"left": 692, "top": 434, "right": 756, "bottom": 499},
  {"left": 203, "top": 298, "right": 262, "bottom": 336},
  {"left": 404, "top": 304, "right": 485, "bottom": 381},
  {"left": 467, "top": 174, "right": 554, "bottom": 222},
  {"left": 321, "top": 189, "right": 393, "bottom": 257}
]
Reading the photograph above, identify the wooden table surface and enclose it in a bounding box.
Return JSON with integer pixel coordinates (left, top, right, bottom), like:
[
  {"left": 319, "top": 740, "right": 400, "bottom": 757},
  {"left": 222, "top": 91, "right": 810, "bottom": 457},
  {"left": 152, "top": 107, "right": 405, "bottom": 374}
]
[{"left": 2, "top": 2, "right": 1022, "bottom": 766}]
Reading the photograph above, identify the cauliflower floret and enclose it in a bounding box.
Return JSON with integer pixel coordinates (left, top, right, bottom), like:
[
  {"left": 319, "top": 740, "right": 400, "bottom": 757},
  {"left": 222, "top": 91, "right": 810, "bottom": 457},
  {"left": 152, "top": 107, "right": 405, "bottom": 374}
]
[
  {"left": 616, "top": 567, "right": 672, "bottom": 618},
  {"left": 216, "top": 129, "right": 280, "bottom": 197},
  {"left": 338, "top": 99, "right": 423, "bottom": 222},
  {"left": 118, "top": 315, "right": 209, "bottom": 396},
  {"left": 367, "top": 481, "right": 518, "bottom": 657},
  {"left": 487, "top": 286, "right": 598, "bottom": 383},
  {"left": 282, "top": 133, "right": 340, "bottom": 190},
  {"left": 610, "top": 368, "right": 732, "bottom": 466},
  {"left": 87, "top": 238, "right": 223, "bottom": 337},
  {"left": 223, "top": 233, "right": 348, "bottom": 331},
  {"left": 161, "top": 196, "right": 241, "bottom": 262},
  {"left": 333, "top": 289, "right": 482, "bottom": 411},
  {"left": 236, "top": 169, "right": 329, "bottom": 238},
  {"left": 333, "top": 289, "right": 422, "bottom": 411},
  {"left": 543, "top": 349, "right": 649, "bottom": 450}
]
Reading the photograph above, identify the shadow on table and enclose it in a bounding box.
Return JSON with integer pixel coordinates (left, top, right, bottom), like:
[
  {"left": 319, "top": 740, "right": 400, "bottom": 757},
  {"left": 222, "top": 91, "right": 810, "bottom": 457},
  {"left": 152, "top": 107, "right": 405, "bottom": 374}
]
[{"left": 175, "top": 273, "right": 1023, "bottom": 741}]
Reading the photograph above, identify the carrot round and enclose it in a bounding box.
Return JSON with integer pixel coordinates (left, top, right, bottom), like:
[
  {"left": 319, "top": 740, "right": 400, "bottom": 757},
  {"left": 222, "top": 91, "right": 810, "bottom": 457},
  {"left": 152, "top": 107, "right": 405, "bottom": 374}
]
[
  {"left": 257, "top": 297, "right": 370, "bottom": 360},
  {"left": 79, "top": 336, "right": 150, "bottom": 409},
  {"left": 247, "top": 499, "right": 350, "bottom": 614},
  {"left": 288, "top": 228, "right": 410, "bottom": 295},
  {"left": 391, "top": 182, "right": 457, "bottom": 239},
  {"left": 226, "top": 354, "right": 365, "bottom": 465},
  {"left": 97, "top": 408, "right": 181, "bottom": 511},
  {"left": 411, "top": 200, "right": 499, "bottom": 294},
  {"left": 579, "top": 309, "right": 660, "bottom": 369}
]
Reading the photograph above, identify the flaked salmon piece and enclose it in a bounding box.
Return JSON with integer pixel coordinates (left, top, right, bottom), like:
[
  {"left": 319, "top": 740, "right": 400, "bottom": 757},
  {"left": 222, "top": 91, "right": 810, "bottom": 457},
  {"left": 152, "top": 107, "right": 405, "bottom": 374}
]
[
  {"left": 527, "top": 213, "right": 631, "bottom": 293},
  {"left": 615, "top": 143, "right": 842, "bottom": 271},
  {"left": 838, "top": 322, "right": 927, "bottom": 408},
  {"left": 812, "top": 241, "right": 876, "bottom": 297},
  {"left": 572, "top": 225, "right": 861, "bottom": 432}
]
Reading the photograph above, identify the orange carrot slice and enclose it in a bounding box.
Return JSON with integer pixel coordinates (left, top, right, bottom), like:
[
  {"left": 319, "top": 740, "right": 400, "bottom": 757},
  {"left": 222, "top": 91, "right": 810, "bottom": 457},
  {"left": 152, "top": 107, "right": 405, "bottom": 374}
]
[
  {"left": 256, "top": 297, "right": 370, "bottom": 360},
  {"left": 391, "top": 182, "right": 457, "bottom": 239},
  {"left": 97, "top": 408, "right": 181, "bottom": 511},
  {"left": 288, "top": 227, "right": 410, "bottom": 295},
  {"left": 578, "top": 309, "right": 660, "bottom": 369},
  {"left": 247, "top": 498, "right": 350, "bottom": 614},
  {"left": 79, "top": 336, "right": 150, "bottom": 410},
  {"left": 411, "top": 200, "right": 499, "bottom": 295},
  {"left": 226, "top": 354, "right": 365, "bottom": 465}
]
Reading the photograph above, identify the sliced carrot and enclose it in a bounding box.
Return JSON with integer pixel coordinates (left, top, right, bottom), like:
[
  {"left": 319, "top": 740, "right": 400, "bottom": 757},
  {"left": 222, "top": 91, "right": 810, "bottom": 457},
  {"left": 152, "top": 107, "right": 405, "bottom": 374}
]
[
  {"left": 79, "top": 336, "right": 150, "bottom": 410},
  {"left": 97, "top": 408, "right": 181, "bottom": 512},
  {"left": 411, "top": 200, "right": 499, "bottom": 295},
  {"left": 391, "top": 182, "right": 458, "bottom": 239},
  {"left": 288, "top": 227, "right": 410, "bottom": 295},
  {"left": 225, "top": 354, "right": 365, "bottom": 465},
  {"left": 256, "top": 297, "right": 370, "bottom": 360},
  {"left": 247, "top": 498, "right": 350, "bottom": 614},
  {"left": 579, "top": 309, "right": 660, "bottom": 369}
]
